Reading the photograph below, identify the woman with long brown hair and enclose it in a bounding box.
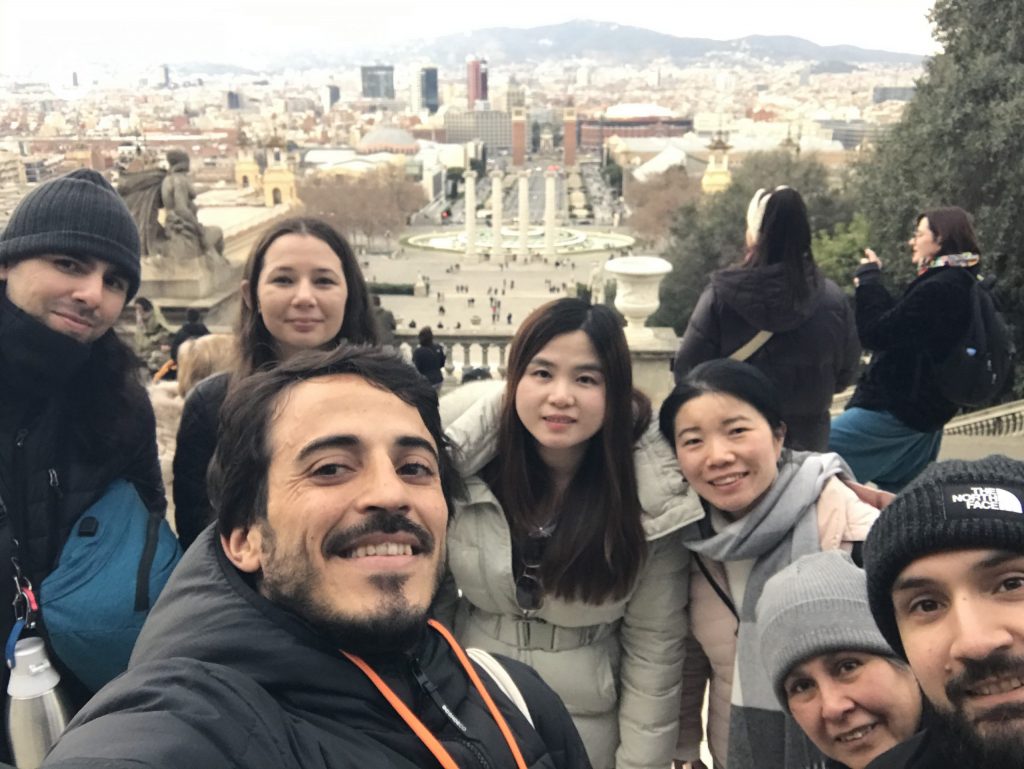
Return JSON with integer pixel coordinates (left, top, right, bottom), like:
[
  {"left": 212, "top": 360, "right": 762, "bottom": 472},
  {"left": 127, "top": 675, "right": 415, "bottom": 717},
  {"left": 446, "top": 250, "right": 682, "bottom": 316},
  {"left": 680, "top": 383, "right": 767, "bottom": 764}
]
[
  {"left": 172, "top": 217, "right": 377, "bottom": 548},
  {"left": 442, "top": 298, "right": 698, "bottom": 769}
]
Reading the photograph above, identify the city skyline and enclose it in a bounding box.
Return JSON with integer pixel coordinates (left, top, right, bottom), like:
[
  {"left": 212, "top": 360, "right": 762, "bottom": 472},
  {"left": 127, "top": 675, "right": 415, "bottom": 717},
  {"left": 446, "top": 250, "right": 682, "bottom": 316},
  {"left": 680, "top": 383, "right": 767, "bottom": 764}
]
[{"left": 1, "top": 0, "right": 937, "bottom": 81}]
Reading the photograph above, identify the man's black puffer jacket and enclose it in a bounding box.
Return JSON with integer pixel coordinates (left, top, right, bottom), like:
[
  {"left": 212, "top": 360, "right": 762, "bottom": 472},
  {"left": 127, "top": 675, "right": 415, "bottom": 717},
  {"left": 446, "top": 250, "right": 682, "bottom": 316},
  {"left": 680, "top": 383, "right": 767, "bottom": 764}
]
[
  {"left": 0, "top": 298, "right": 165, "bottom": 759},
  {"left": 43, "top": 528, "right": 593, "bottom": 769}
]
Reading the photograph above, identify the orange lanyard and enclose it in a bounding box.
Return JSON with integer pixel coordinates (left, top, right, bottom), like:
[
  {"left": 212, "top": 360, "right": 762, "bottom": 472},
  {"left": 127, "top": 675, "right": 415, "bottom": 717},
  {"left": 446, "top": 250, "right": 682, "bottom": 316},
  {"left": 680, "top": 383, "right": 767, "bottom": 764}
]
[{"left": 342, "top": 619, "right": 529, "bottom": 769}]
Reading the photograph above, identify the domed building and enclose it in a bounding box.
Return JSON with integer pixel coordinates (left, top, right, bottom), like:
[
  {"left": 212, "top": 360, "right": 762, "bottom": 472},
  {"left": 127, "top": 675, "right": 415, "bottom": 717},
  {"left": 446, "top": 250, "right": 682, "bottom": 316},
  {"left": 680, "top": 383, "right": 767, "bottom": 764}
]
[{"left": 357, "top": 127, "right": 418, "bottom": 155}]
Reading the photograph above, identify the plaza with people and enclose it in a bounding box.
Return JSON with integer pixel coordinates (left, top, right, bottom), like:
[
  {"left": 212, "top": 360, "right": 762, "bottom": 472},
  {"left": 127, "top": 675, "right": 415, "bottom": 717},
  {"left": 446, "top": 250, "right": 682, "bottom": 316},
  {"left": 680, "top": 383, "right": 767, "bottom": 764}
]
[{"left": 0, "top": 133, "right": 1021, "bottom": 769}]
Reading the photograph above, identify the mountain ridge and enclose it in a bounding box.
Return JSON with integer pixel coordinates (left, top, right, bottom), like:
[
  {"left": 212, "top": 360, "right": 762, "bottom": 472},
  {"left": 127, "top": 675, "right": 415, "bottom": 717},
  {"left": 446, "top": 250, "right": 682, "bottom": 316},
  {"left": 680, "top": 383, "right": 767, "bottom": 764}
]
[{"left": 172, "top": 19, "right": 925, "bottom": 75}]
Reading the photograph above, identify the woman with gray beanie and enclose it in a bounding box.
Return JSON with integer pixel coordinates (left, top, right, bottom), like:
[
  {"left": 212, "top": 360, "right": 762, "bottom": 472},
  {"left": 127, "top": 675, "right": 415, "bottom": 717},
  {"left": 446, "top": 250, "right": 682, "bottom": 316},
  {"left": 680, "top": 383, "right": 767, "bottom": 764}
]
[{"left": 757, "top": 551, "right": 923, "bottom": 769}]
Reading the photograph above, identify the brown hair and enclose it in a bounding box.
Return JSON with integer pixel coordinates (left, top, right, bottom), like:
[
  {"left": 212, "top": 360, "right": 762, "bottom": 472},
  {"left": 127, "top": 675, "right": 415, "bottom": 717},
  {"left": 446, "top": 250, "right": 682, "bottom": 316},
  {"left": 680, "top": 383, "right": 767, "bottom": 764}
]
[
  {"left": 177, "top": 333, "right": 237, "bottom": 396},
  {"left": 237, "top": 217, "right": 378, "bottom": 376},
  {"left": 918, "top": 206, "right": 981, "bottom": 257},
  {"left": 487, "top": 298, "right": 650, "bottom": 603}
]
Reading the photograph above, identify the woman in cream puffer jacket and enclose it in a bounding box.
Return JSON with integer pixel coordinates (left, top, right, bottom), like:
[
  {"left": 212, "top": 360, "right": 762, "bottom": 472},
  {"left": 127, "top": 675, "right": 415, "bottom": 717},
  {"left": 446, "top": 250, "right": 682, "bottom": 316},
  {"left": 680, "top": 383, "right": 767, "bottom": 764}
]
[{"left": 440, "top": 372, "right": 702, "bottom": 769}]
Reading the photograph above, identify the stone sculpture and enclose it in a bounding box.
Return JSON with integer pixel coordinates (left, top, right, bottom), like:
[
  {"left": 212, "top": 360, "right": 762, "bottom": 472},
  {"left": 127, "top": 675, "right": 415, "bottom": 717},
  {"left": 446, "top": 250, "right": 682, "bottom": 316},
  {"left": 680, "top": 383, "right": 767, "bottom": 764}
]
[{"left": 118, "top": 150, "right": 225, "bottom": 266}]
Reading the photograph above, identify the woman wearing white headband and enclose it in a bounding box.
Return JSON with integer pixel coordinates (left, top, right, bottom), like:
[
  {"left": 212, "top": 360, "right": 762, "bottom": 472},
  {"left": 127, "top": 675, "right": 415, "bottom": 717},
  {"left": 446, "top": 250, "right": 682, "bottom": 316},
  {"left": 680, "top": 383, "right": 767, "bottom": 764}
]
[{"left": 674, "top": 186, "right": 860, "bottom": 451}]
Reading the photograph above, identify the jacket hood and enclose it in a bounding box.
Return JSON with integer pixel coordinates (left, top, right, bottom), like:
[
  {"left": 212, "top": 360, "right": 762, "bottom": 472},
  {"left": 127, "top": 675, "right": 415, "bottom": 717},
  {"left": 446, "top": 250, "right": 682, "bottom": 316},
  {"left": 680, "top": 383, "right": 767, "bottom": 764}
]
[{"left": 711, "top": 262, "right": 823, "bottom": 332}]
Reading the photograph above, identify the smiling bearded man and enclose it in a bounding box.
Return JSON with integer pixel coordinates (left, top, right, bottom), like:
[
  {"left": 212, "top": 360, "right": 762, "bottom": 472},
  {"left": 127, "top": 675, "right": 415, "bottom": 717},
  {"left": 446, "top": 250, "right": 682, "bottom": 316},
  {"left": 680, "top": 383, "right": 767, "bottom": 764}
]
[
  {"left": 864, "top": 455, "right": 1024, "bottom": 769},
  {"left": 40, "top": 345, "right": 592, "bottom": 769}
]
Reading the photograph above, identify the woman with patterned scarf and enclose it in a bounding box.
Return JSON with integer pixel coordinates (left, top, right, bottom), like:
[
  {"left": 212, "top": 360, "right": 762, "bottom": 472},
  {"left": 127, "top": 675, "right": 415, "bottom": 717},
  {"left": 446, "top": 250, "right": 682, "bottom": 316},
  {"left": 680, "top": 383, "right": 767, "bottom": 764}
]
[{"left": 829, "top": 206, "right": 984, "bottom": 492}]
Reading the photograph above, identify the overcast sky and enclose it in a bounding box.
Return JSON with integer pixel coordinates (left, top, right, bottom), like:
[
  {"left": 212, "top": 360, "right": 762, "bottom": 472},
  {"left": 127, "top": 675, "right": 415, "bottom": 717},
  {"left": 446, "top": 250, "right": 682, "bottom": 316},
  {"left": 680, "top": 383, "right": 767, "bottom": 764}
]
[{"left": 0, "top": 0, "right": 938, "bottom": 81}]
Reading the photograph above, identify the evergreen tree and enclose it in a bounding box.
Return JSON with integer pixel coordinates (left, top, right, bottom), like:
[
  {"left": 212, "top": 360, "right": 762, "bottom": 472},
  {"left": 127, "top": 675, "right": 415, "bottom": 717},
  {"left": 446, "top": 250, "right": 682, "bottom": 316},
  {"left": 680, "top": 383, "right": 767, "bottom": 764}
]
[{"left": 854, "top": 0, "right": 1024, "bottom": 391}]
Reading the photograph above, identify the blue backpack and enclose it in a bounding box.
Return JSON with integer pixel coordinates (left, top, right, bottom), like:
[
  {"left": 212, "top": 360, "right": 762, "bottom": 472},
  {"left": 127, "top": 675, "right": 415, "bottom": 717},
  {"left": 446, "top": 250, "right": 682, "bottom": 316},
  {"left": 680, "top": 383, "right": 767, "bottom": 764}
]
[{"left": 40, "top": 480, "right": 182, "bottom": 692}]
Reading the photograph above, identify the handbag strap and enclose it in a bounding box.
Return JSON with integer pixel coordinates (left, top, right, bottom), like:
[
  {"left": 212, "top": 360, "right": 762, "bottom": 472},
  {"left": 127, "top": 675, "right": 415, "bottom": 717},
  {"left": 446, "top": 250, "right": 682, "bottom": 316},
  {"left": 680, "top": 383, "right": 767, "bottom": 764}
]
[
  {"left": 729, "top": 330, "right": 774, "bottom": 362},
  {"left": 466, "top": 647, "right": 533, "bottom": 726}
]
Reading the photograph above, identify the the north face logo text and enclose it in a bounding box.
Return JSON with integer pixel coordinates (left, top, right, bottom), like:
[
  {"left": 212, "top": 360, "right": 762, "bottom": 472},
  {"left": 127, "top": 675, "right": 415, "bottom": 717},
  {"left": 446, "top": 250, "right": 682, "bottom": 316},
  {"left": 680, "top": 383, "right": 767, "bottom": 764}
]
[{"left": 948, "top": 486, "right": 1023, "bottom": 514}]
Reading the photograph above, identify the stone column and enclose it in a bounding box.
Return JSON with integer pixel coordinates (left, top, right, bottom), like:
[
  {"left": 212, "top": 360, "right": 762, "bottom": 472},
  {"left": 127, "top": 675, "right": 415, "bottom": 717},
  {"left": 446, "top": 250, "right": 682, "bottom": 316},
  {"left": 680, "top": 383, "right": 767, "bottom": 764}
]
[
  {"left": 517, "top": 171, "right": 530, "bottom": 260},
  {"left": 464, "top": 170, "right": 477, "bottom": 262},
  {"left": 543, "top": 169, "right": 557, "bottom": 261},
  {"left": 490, "top": 169, "right": 504, "bottom": 262}
]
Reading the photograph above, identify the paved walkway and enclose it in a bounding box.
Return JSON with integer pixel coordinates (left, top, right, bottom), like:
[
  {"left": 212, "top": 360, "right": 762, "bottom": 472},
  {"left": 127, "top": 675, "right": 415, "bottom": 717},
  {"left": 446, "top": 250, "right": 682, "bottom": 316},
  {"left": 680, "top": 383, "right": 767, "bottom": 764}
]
[{"left": 368, "top": 240, "right": 611, "bottom": 335}]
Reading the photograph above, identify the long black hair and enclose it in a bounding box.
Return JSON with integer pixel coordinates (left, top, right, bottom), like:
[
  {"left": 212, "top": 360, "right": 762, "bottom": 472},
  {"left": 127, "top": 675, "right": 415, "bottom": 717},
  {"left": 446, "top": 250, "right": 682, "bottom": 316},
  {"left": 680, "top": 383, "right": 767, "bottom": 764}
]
[
  {"left": 747, "top": 188, "right": 818, "bottom": 303},
  {"left": 487, "top": 298, "right": 651, "bottom": 604}
]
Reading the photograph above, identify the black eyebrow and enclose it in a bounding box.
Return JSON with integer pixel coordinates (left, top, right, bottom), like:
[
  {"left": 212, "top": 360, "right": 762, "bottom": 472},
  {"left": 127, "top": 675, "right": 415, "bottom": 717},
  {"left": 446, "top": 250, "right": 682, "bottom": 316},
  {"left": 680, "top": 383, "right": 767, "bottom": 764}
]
[
  {"left": 395, "top": 436, "right": 439, "bottom": 461},
  {"left": 265, "top": 265, "right": 339, "bottom": 274},
  {"left": 676, "top": 414, "right": 752, "bottom": 437},
  {"left": 528, "top": 356, "right": 603, "bottom": 374},
  {"left": 296, "top": 435, "right": 359, "bottom": 463},
  {"left": 893, "top": 550, "right": 1024, "bottom": 594},
  {"left": 295, "top": 434, "right": 438, "bottom": 463},
  {"left": 891, "top": 575, "right": 937, "bottom": 594},
  {"left": 975, "top": 550, "right": 1024, "bottom": 572}
]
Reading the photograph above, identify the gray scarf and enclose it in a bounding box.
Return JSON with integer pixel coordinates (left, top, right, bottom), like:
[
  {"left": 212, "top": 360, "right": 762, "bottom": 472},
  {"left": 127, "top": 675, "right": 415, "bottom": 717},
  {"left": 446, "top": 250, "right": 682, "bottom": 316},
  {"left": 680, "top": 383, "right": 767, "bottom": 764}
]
[{"left": 681, "top": 450, "right": 850, "bottom": 769}]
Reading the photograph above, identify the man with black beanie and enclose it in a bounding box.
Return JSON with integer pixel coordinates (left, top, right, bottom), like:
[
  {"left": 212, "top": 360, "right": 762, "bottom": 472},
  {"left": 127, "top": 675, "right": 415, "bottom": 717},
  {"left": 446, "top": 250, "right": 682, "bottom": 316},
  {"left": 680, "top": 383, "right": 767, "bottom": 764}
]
[
  {"left": 863, "top": 454, "right": 1024, "bottom": 768},
  {"left": 0, "top": 169, "right": 166, "bottom": 759}
]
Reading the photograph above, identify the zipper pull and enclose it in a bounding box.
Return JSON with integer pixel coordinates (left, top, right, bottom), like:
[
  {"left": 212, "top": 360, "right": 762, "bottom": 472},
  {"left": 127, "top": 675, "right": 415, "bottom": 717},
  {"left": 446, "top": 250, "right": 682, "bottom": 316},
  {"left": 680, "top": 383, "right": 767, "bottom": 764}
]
[
  {"left": 14, "top": 429, "right": 28, "bottom": 448},
  {"left": 48, "top": 469, "right": 62, "bottom": 499},
  {"left": 409, "top": 656, "right": 468, "bottom": 734}
]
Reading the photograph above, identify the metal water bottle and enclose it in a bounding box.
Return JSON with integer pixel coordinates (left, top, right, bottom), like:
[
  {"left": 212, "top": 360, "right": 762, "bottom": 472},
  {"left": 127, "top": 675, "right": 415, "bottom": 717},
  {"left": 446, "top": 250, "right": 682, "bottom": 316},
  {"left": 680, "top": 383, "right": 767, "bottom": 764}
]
[{"left": 6, "top": 637, "right": 72, "bottom": 768}]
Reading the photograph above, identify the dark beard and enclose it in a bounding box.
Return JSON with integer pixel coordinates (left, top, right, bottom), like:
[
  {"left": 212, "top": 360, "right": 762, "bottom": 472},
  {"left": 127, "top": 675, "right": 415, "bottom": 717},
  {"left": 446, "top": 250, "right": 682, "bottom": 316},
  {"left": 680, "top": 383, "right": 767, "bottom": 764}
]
[
  {"left": 929, "top": 652, "right": 1024, "bottom": 769},
  {"left": 257, "top": 512, "right": 442, "bottom": 656},
  {"left": 278, "top": 573, "right": 430, "bottom": 655}
]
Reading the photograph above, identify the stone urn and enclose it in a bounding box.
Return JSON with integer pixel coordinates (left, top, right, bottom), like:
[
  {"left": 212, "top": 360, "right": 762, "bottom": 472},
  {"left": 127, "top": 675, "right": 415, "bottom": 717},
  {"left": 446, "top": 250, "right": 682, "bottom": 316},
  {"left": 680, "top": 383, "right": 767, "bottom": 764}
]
[{"left": 604, "top": 256, "right": 672, "bottom": 342}]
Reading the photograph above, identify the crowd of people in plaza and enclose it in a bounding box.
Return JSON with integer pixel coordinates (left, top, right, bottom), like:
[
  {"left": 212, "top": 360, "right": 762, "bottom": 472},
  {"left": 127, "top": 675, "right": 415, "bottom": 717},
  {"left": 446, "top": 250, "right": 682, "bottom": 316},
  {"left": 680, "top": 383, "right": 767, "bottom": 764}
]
[{"left": 0, "top": 168, "right": 1019, "bottom": 769}]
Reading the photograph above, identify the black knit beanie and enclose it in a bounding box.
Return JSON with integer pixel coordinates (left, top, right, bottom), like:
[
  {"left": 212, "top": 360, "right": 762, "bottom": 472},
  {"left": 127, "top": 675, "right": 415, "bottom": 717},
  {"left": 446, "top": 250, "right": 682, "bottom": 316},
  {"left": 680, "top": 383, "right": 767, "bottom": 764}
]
[
  {"left": 865, "top": 454, "right": 1024, "bottom": 658},
  {"left": 0, "top": 169, "right": 141, "bottom": 299}
]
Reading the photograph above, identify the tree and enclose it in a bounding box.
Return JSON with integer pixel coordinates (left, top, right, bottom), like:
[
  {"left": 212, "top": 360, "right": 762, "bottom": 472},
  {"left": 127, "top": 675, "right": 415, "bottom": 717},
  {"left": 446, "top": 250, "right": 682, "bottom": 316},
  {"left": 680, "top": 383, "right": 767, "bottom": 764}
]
[
  {"left": 624, "top": 166, "right": 700, "bottom": 250},
  {"left": 812, "top": 213, "right": 870, "bottom": 291},
  {"left": 601, "top": 158, "right": 623, "bottom": 197},
  {"left": 652, "top": 151, "right": 855, "bottom": 332},
  {"left": 853, "top": 0, "right": 1024, "bottom": 393},
  {"left": 299, "top": 167, "right": 426, "bottom": 250}
]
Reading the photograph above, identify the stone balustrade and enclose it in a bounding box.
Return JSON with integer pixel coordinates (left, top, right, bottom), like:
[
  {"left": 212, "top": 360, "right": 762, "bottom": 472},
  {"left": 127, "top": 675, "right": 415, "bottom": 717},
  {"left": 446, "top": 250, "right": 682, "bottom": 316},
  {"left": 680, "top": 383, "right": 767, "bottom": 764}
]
[
  {"left": 396, "top": 329, "right": 516, "bottom": 379},
  {"left": 394, "top": 326, "right": 677, "bottom": 400},
  {"left": 830, "top": 385, "right": 1024, "bottom": 438},
  {"left": 944, "top": 399, "right": 1024, "bottom": 437}
]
